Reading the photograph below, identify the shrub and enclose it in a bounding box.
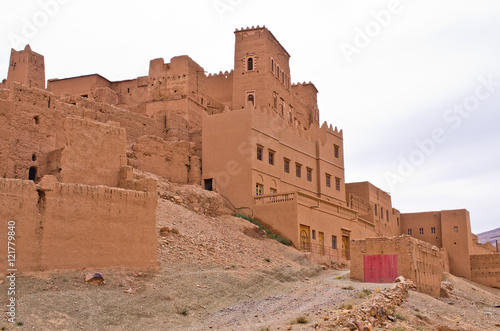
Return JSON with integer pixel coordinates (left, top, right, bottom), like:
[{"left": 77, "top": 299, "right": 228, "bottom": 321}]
[
  {"left": 295, "top": 316, "right": 308, "bottom": 324},
  {"left": 355, "top": 288, "right": 372, "bottom": 298},
  {"left": 341, "top": 285, "right": 354, "bottom": 290},
  {"left": 235, "top": 214, "right": 291, "bottom": 246}
]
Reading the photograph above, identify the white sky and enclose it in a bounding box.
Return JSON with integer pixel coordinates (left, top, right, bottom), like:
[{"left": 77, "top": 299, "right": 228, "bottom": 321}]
[{"left": 1, "top": 0, "right": 499, "bottom": 234}]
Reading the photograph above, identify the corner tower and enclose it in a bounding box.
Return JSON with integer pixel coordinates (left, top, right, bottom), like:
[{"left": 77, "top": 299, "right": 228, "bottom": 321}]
[{"left": 6, "top": 45, "right": 45, "bottom": 89}]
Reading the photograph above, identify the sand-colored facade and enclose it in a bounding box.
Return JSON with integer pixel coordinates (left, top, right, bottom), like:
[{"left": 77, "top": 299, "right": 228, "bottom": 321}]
[{"left": 1, "top": 27, "right": 497, "bottom": 285}]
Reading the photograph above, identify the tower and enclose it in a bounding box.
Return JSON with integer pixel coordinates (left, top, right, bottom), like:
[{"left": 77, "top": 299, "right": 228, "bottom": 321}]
[{"left": 6, "top": 45, "right": 45, "bottom": 89}]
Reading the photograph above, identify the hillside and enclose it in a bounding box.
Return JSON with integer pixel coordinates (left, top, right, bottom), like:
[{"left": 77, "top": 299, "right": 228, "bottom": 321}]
[
  {"left": 478, "top": 227, "right": 500, "bottom": 245},
  {"left": 0, "top": 176, "right": 499, "bottom": 330}
]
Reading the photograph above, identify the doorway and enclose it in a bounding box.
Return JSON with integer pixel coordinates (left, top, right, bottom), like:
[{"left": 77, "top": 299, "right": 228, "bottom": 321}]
[{"left": 299, "top": 224, "right": 311, "bottom": 252}]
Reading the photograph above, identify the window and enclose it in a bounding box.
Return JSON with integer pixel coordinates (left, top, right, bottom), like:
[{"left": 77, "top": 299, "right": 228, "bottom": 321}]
[
  {"left": 431, "top": 227, "right": 436, "bottom": 234},
  {"left": 306, "top": 168, "right": 312, "bottom": 182},
  {"left": 273, "top": 94, "right": 277, "bottom": 109},
  {"left": 454, "top": 226, "right": 458, "bottom": 233},
  {"left": 281, "top": 70, "right": 285, "bottom": 84},
  {"left": 326, "top": 174, "right": 331, "bottom": 188},
  {"left": 335, "top": 177, "right": 341, "bottom": 191},
  {"left": 247, "top": 93, "right": 254, "bottom": 106},
  {"left": 397, "top": 217, "right": 400, "bottom": 226},
  {"left": 268, "top": 150, "right": 275, "bottom": 165},
  {"left": 408, "top": 229, "right": 412, "bottom": 235},
  {"left": 381, "top": 207, "right": 384, "bottom": 219},
  {"left": 419, "top": 228, "right": 424, "bottom": 235},
  {"left": 28, "top": 166, "right": 37, "bottom": 182},
  {"left": 270, "top": 188, "right": 277, "bottom": 194},
  {"left": 256, "top": 183, "right": 263, "bottom": 196},
  {"left": 280, "top": 102, "right": 284, "bottom": 116},
  {"left": 270, "top": 58, "right": 274, "bottom": 73},
  {"left": 334, "top": 145, "right": 339, "bottom": 158},
  {"left": 247, "top": 57, "right": 254, "bottom": 71},
  {"left": 312, "top": 230, "right": 316, "bottom": 240},
  {"left": 332, "top": 235, "right": 337, "bottom": 249},
  {"left": 284, "top": 158, "right": 290, "bottom": 173},
  {"left": 386, "top": 210, "right": 389, "bottom": 222},
  {"left": 295, "top": 163, "right": 301, "bottom": 178},
  {"left": 256, "top": 145, "right": 263, "bottom": 161},
  {"left": 204, "top": 178, "right": 213, "bottom": 191},
  {"left": 374, "top": 204, "right": 378, "bottom": 216},
  {"left": 276, "top": 65, "right": 280, "bottom": 79}
]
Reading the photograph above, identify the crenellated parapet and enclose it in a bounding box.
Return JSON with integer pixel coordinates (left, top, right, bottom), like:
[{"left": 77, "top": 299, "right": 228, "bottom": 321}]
[{"left": 234, "top": 25, "right": 266, "bottom": 32}]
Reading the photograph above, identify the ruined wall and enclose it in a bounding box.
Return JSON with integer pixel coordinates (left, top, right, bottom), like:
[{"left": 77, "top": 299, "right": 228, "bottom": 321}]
[
  {"left": 0, "top": 177, "right": 158, "bottom": 272},
  {"left": 470, "top": 254, "right": 500, "bottom": 288},
  {"left": 129, "top": 135, "right": 200, "bottom": 185},
  {"left": 351, "top": 236, "right": 444, "bottom": 297},
  {"left": 54, "top": 117, "right": 127, "bottom": 187}
]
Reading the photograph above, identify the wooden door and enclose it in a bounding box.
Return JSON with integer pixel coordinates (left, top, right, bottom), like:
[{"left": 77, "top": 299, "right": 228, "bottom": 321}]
[{"left": 299, "top": 224, "right": 311, "bottom": 251}]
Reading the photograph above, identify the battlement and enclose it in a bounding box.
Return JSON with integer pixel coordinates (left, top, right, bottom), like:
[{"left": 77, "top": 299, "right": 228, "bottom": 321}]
[
  {"left": 292, "top": 81, "right": 319, "bottom": 93},
  {"left": 234, "top": 25, "right": 266, "bottom": 32},
  {"left": 206, "top": 70, "right": 233, "bottom": 78}
]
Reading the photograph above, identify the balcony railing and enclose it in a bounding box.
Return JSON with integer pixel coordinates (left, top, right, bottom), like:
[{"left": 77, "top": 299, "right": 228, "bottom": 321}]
[
  {"left": 299, "top": 242, "right": 350, "bottom": 261},
  {"left": 254, "top": 192, "right": 296, "bottom": 205}
]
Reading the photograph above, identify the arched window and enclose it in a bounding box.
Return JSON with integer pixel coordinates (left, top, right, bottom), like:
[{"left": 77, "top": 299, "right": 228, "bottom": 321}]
[
  {"left": 248, "top": 94, "right": 254, "bottom": 106},
  {"left": 270, "top": 58, "right": 274, "bottom": 72},
  {"left": 247, "top": 57, "right": 254, "bottom": 71}
]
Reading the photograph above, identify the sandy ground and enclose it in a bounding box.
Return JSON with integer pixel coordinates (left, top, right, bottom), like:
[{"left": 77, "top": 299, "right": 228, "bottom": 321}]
[{"left": 1, "top": 186, "right": 499, "bottom": 330}]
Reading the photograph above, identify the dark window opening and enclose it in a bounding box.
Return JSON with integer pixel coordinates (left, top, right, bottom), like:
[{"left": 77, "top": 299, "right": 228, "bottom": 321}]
[
  {"left": 33, "top": 116, "right": 40, "bottom": 124},
  {"left": 204, "top": 179, "right": 213, "bottom": 191},
  {"left": 247, "top": 57, "right": 254, "bottom": 71},
  {"left": 248, "top": 94, "right": 254, "bottom": 106},
  {"left": 32, "top": 154, "right": 36, "bottom": 161},
  {"left": 81, "top": 94, "right": 88, "bottom": 98},
  {"left": 334, "top": 145, "right": 339, "bottom": 158},
  {"left": 29, "top": 167, "right": 37, "bottom": 182},
  {"left": 127, "top": 88, "right": 130, "bottom": 93}
]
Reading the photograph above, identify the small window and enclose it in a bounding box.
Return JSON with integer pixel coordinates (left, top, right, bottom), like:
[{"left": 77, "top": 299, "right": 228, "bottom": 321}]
[
  {"left": 270, "top": 58, "right": 274, "bottom": 72},
  {"left": 397, "top": 217, "right": 400, "bottom": 226},
  {"left": 374, "top": 204, "right": 378, "bottom": 216},
  {"left": 408, "top": 229, "right": 412, "bottom": 235},
  {"left": 273, "top": 94, "right": 277, "bottom": 109},
  {"left": 281, "top": 70, "right": 285, "bottom": 84},
  {"left": 28, "top": 166, "right": 37, "bottom": 182},
  {"left": 381, "top": 207, "right": 384, "bottom": 219},
  {"left": 247, "top": 57, "right": 254, "bottom": 71},
  {"left": 334, "top": 145, "right": 339, "bottom": 158},
  {"left": 257, "top": 145, "right": 263, "bottom": 161},
  {"left": 431, "top": 227, "right": 436, "bottom": 234},
  {"left": 32, "top": 153, "right": 36, "bottom": 161},
  {"left": 295, "top": 163, "right": 301, "bottom": 178},
  {"left": 268, "top": 150, "right": 275, "bottom": 165},
  {"left": 419, "top": 228, "right": 424, "bottom": 235},
  {"left": 386, "top": 210, "right": 389, "bottom": 222},
  {"left": 280, "top": 102, "right": 284, "bottom": 116},
  {"left": 335, "top": 177, "right": 341, "bottom": 191},
  {"left": 256, "top": 183, "right": 263, "bottom": 196},
  {"left": 276, "top": 65, "right": 280, "bottom": 79},
  {"left": 204, "top": 178, "right": 213, "bottom": 191},
  {"left": 306, "top": 168, "right": 312, "bottom": 182},
  {"left": 454, "top": 226, "right": 458, "bottom": 233},
  {"left": 284, "top": 159, "right": 290, "bottom": 173},
  {"left": 332, "top": 235, "right": 337, "bottom": 249},
  {"left": 33, "top": 116, "right": 40, "bottom": 124},
  {"left": 312, "top": 230, "right": 316, "bottom": 240},
  {"left": 270, "top": 188, "right": 277, "bottom": 194},
  {"left": 247, "top": 94, "right": 254, "bottom": 106},
  {"left": 326, "top": 174, "right": 331, "bottom": 188}
]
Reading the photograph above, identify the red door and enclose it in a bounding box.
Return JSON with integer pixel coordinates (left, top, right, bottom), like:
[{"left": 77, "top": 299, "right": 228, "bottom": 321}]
[{"left": 363, "top": 254, "right": 398, "bottom": 283}]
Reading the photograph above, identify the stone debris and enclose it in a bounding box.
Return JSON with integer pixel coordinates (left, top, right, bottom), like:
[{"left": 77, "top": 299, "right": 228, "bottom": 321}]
[
  {"left": 85, "top": 272, "right": 104, "bottom": 285},
  {"left": 320, "top": 276, "right": 417, "bottom": 330}
]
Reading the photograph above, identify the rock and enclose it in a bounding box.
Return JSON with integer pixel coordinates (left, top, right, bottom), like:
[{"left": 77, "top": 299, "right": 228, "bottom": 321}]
[
  {"left": 394, "top": 276, "right": 405, "bottom": 283},
  {"left": 387, "top": 315, "right": 396, "bottom": 322},
  {"left": 85, "top": 272, "right": 104, "bottom": 284},
  {"left": 369, "top": 307, "right": 377, "bottom": 317},
  {"left": 346, "top": 322, "right": 357, "bottom": 330},
  {"left": 354, "top": 320, "right": 363, "bottom": 330},
  {"left": 363, "top": 324, "right": 372, "bottom": 331}
]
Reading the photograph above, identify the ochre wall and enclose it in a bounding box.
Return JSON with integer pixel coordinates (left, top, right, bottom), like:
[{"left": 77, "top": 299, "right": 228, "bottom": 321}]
[
  {"left": 351, "top": 236, "right": 444, "bottom": 297},
  {"left": 0, "top": 178, "right": 158, "bottom": 272},
  {"left": 470, "top": 254, "right": 500, "bottom": 288},
  {"left": 129, "top": 135, "right": 200, "bottom": 185}
]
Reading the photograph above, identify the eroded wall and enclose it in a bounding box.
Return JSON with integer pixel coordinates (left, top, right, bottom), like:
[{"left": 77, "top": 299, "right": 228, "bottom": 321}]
[
  {"left": 0, "top": 178, "right": 158, "bottom": 272},
  {"left": 351, "top": 236, "right": 444, "bottom": 297},
  {"left": 470, "top": 254, "right": 500, "bottom": 288}
]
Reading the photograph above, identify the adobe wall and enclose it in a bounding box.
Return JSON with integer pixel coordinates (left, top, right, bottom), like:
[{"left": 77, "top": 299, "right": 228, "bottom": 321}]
[
  {"left": 206, "top": 71, "right": 233, "bottom": 108},
  {"left": 400, "top": 211, "right": 443, "bottom": 248},
  {"left": 129, "top": 135, "right": 201, "bottom": 185},
  {"left": 351, "top": 236, "right": 444, "bottom": 297},
  {"left": 6, "top": 45, "right": 45, "bottom": 89},
  {"left": 440, "top": 210, "right": 473, "bottom": 279},
  {"left": 47, "top": 74, "right": 112, "bottom": 97},
  {"left": 0, "top": 177, "right": 158, "bottom": 272},
  {"left": 470, "top": 254, "right": 500, "bottom": 288},
  {"left": 52, "top": 117, "right": 127, "bottom": 187}
]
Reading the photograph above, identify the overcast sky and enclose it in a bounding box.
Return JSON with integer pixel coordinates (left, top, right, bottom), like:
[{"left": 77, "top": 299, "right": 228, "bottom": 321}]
[{"left": 1, "top": 0, "right": 499, "bottom": 234}]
